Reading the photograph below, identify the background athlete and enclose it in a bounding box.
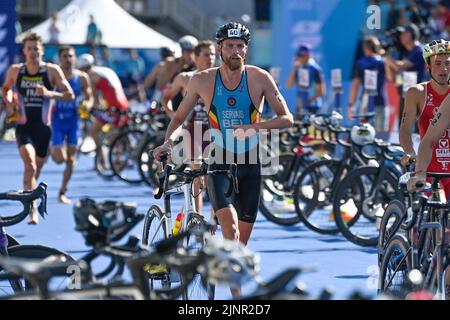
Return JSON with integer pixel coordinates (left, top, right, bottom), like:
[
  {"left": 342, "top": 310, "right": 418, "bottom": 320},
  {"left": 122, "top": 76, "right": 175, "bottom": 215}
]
[
  {"left": 51, "top": 45, "right": 94, "bottom": 204},
  {"left": 162, "top": 40, "right": 216, "bottom": 215},
  {"left": 76, "top": 53, "right": 128, "bottom": 168},
  {"left": 2, "top": 32, "right": 74, "bottom": 224}
]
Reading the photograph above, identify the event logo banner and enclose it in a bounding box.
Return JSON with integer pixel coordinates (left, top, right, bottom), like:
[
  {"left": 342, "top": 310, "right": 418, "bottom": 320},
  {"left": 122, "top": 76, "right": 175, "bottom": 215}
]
[
  {"left": 271, "top": 0, "right": 366, "bottom": 113},
  {"left": 0, "top": 0, "right": 16, "bottom": 84}
]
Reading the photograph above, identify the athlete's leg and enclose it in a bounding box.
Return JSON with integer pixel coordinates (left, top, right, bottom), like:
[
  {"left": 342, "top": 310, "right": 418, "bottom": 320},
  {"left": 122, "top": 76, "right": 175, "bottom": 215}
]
[
  {"left": 51, "top": 121, "right": 66, "bottom": 164},
  {"left": 59, "top": 145, "right": 77, "bottom": 204},
  {"left": 191, "top": 163, "right": 204, "bottom": 214},
  {"left": 18, "top": 145, "right": 39, "bottom": 224},
  {"left": 215, "top": 206, "right": 241, "bottom": 298},
  {"left": 238, "top": 221, "right": 254, "bottom": 246},
  {"left": 89, "top": 120, "right": 103, "bottom": 152},
  {"left": 51, "top": 146, "right": 66, "bottom": 164},
  {"left": 33, "top": 126, "right": 51, "bottom": 180},
  {"left": 19, "top": 144, "right": 37, "bottom": 191}
]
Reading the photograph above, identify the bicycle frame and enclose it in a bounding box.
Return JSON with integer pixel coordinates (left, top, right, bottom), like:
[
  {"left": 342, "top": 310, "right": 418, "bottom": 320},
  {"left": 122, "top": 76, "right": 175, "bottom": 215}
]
[{"left": 154, "top": 177, "right": 198, "bottom": 246}]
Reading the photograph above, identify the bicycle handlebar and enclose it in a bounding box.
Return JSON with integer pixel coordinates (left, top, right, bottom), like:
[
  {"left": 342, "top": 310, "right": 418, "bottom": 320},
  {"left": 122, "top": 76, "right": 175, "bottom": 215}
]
[
  {"left": 154, "top": 153, "right": 239, "bottom": 199},
  {"left": 0, "top": 182, "right": 48, "bottom": 227}
]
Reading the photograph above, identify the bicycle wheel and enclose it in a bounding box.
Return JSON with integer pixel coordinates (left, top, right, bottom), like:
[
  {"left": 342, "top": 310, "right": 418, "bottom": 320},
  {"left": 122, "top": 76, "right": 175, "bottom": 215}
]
[
  {"left": 141, "top": 205, "right": 183, "bottom": 299},
  {"left": 293, "top": 159, "right": 341, "bottom": 234},
  {"left": 0, "top": 245, "right": 76, "bottom": 296},
  {"left": 378, "top": 235, "right": 412, "bottom": 295},
  {"left": 138, "top": 136, "right": 164, "bottom": 187},
  {"left": 333, "top": 166, "right": 402, "bottom": 246},
  {"left": 182, "top": 213, "right": 214, "bottom": 300},
  {"left": 377, "top": 200, "right": 406, "bottom": 267},
  {"left": 0, "top": 108, "right": 7, "bottom": 140},
  {"left": 78, "top": 117, "right": 96, "bottom": 155},
  {"left": 95, "top": 143, "right": 114, "bottom": 178},
  {"left": 109, "top": 129, "right": 145, "bottom": 184},
  {"left": 259, "top": 153, "right": 304, "bottom": 226}
]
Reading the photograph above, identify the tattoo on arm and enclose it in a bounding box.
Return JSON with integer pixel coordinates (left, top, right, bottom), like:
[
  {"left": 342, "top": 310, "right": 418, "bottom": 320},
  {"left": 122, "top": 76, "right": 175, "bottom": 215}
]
[
  {"left": 275, "top": 90, "right": 283, "bottom": 104},
  {"left": 430, "top": 111, "right": 442, "bottom": 127},
  {"left": 401, "top": 111, "right": 407, "bottom": 124}
]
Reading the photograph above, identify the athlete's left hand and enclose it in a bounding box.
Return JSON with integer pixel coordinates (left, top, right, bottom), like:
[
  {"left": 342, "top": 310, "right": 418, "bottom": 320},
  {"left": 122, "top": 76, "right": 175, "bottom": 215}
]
[
  {"left": 35, "top": 84, "right": 49, "bottom": 97},
  {"left": 233, "top": 124, "right": 257, "bottom": 140}
]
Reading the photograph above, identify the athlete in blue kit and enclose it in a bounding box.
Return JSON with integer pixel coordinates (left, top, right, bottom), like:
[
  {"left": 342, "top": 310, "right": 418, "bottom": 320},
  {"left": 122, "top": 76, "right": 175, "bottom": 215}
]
[{"left": 51, "top": 45, "right": 93, "bottom": 204}]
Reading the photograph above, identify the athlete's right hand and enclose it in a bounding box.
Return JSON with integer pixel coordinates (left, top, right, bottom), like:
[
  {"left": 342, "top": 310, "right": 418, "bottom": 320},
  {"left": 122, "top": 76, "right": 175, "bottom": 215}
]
[
  {"left": 407, "top": 171, "right": 426, "bottom": 193},
  {"left": 153, "top": 142, "right": 172, "bottom": 161},
  {"left": 400, "top": 153, "right": 416, "bottom": 167}
]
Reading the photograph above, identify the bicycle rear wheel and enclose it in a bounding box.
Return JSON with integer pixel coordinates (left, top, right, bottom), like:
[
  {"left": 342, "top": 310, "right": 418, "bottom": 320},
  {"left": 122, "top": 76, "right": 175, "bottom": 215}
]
[
  {"left": 109, "top": 129, "right": 145, "bottom": 184},
  {"left": 182, "top": 213, "right": 214, "bottom": 300},
  {"left": 138, "top": 136, "right": 164, "bottom": 187}
]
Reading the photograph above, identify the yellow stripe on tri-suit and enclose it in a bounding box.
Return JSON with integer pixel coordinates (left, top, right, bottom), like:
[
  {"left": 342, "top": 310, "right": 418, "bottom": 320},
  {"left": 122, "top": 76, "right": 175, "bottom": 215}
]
[{"left": 209, "top": 111, "right": 219, "bottom": 129}]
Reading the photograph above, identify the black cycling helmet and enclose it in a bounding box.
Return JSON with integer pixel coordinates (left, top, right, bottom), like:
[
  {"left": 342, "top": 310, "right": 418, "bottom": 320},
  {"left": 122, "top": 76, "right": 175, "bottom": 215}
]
[
  {"left": 73, "top": 198, "right": 108, "bottom": 246},
  {"left": 215, "top": 22, "right": 251, "bottom": 45},
  {"left": 73, "top": 198, "right": 142, "bottom": 247},
  {"left": 160, "top": 46, "right": 175, "bottom": 59}
]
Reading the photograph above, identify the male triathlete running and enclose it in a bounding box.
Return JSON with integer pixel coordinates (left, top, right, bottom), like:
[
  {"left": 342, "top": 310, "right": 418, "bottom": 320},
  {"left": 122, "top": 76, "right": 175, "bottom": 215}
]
[
  {"left": 400, "top": 39, "right": 450, "bottom": 198},
  {"left": 162, "top": 40, "right": 216, "bottom": 215},
  {"left": 158, "top": 36, "right": 198, "bottom": 114},
  {"left": 153, "top": 22, "right": 294, "bottom": 297},
  {"left": 143, "top": 47, "right": 175, "bottom": 108},
  {"left": 76, "top": 53, "right": 128, "bottom": 167},
  {"left": 51, "top": 46, "right": 94, "bottom": 204},
  {"left": 2, "top": 32, "right": 74, "bottom": 224}
]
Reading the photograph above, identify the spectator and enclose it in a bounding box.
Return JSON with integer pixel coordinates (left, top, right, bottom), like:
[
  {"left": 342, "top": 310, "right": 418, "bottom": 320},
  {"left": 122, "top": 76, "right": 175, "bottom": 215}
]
[
  {"left": 386, "top": 0, "right": 400, "bottom": 31},
  {"left": 125, "top": 49, "right": 146, "bottom": 101},
  {"left": 126, "top": 49, "right": 145, "bottom": 84},
  {"left": 86, "top": 14, "right": 101, "bottom": 46},
  {"left": 286, "top": 43, "right": 325, "bottom": 117},
  {"left": 99, "top": 46, "right": 115, "bottom": 69},
  {"left": 384, "top": 23, "right": 425, "bottom": 127},
  {"left": 49, "top": 12, "right": 62, "bottom": 45},
  {"left": 348, "top": 36, "right": 388, "bottom": 133}
]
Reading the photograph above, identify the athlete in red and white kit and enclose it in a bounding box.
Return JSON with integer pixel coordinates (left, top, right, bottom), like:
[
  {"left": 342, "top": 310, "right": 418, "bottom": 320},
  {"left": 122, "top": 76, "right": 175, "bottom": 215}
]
[
  {"left": 76, "top": 53, "right": 128, "bottom": 165},
  {"left": 400, "top": 39, "right": 450, "bottom": 197}
]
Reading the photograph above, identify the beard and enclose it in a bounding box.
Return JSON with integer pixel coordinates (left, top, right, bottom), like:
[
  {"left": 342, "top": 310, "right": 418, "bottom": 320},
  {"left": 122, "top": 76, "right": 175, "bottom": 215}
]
[{"left": 223, "top": 54, "right": 244, "bottom": 70}]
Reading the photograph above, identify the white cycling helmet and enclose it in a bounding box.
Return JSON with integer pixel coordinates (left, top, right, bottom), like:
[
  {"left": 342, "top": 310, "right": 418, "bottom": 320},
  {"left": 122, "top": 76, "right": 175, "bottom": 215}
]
[
  {"left": 202, "top": 237, "right": 260, "bottom": 287},
  {"left": 350, "top": 123, "right": 376, "bottom": 146},
  {"left": 310, "top": 114, "right": 327, "bottom": 131},
  {"left": 77, "top": 53, "right": 94, "bottom": 69},
  {"left": 178, "top": 35, "right": 198, "bottom": 51},
  {"left": 329, "top": 110, "right": 343, "bottom": 128}
]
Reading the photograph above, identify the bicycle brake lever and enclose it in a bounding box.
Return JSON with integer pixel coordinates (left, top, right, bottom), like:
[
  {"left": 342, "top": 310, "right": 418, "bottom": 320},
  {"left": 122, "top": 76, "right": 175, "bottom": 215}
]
[{"left": 37, "top": 193, "right": 47, "bottom": 219}]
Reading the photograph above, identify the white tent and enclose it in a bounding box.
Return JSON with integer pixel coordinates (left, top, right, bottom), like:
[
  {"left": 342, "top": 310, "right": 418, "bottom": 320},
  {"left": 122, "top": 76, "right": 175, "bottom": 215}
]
[{"left": 17, "top": 0, "right": 178, "bottom": 49}]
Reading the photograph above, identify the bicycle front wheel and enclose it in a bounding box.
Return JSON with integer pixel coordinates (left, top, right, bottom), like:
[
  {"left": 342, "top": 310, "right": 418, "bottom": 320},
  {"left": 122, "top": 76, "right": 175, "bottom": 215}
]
[
  {"left": 142, "top": 205, "right": 183, "bottom": 299},
  {"left": 259, "top": 153, "right": 303, "bottom": 226},
  {"left": 377, "top": 200, "right": 406, "bottom": 267},
  {"left": 378, "top": 235, "right": 412, "bottom": 295},
  {"left": 182, "top": 213, "right": 215, "bottom": 300},
  {"left": 0, "top": 245, "right": 76, "bottom": 297},
  {"left": 293, "top": 159, "right": 341, "bottom": 234}
]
